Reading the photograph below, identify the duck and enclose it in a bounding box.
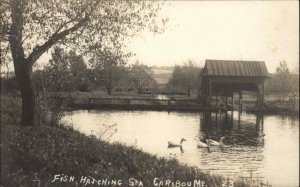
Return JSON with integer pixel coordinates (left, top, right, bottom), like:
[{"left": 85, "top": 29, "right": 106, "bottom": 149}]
[
  {"left": 168, "top": 138, "right": 186, "bottom": 147},
  {"left": 197, "top": 139, "right": 210, "bottom": 148},
  {"left": 197, "top": 139, "right": 211, "bottom": 153},
  {"left": 197, "top": 131, "right": 210, "bottom": 148},
  {"left": 207, "top": 137, "right": 225, "bottom": 146}
]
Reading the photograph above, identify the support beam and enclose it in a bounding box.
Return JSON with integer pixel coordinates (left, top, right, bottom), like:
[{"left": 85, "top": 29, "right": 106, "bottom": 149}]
[
  {"left": 225, "top": 89, "right": 228, "bottom": 108},
  {"left": 216, "top": 90, "right": 218, "bottom": 107},
  {"left": 208, "top": 80, "right": 212, "bottom": 107},
  {"left": 215, "top": 112, "right": 218, "bottom": 126},
  {"left": 238, "top": 110, "right": 241, "bottom": 128},
  {"left": 262, "top": 81, "right": 265, "bottom": 104},
  {"left": 238, "top": 91, "right": 242, "bottom": 111},
  {"left": 231, "top": 93, "right": 234, "bottom": 109},
  {"left": 256, "top": 82, "right": 264, "bottom": 108}
]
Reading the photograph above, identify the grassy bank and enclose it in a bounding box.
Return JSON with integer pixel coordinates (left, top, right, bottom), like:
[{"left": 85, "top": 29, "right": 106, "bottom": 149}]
[{"left": 1, "top": 95, "right": 248, "bottom": 187}]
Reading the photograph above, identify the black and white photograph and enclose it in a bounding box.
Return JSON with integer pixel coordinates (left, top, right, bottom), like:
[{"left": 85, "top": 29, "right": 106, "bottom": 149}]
[{"left": 1, "top": 0, "right": 299, "bottom": 186}]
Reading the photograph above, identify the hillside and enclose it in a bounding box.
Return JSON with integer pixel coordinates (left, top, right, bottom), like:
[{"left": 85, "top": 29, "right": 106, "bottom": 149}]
[{"left": 151, "top": 66, "right": 174, "bottom": 84}]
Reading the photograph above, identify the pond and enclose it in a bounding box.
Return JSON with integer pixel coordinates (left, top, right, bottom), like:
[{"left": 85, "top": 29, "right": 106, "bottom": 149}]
[{"left": 61, "top": 110, "right": 299, "bottom": 187}]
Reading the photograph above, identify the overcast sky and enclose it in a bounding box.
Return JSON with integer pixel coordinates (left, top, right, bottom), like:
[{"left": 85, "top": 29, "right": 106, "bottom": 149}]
[
  {"left": 127, "top": 1, "right": 299, "bottom": 73},
  {"left": 4, "top": 1, "right": 298, "bottom": 75}
]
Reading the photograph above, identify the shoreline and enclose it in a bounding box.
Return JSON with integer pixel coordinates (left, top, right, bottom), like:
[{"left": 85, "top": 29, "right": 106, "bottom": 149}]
[
  {"left": 2, "top": 124, "right": 244, "bottom": 187},
  {"left": 63, "top": 103, "right": 299, "bottom": 117}
]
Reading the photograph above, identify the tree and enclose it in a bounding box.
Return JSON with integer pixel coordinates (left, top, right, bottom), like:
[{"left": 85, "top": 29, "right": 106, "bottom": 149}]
[
  {"left": 32, "top": 48, "right": 75, "bottom": 126},
  {"left": 167, "top": 60, "right": 201, "bottom": 97},
  {"left": 68, "top": 50, "right": 89, "bottom": 91},
  {"left": 129, "top": 61, "right": 155, "bottom": 95},
  {"left": 275, "top": 61, "right": 291, "bottom": 97},
  {"left": 1, "top": 0, "right": 165, "bottom": 126},
  {"left": 69, "top": 50, "right": 87, "bottom": 77},
  {"left": 90, "top": 48, "right": 128, "bottom": 95}
]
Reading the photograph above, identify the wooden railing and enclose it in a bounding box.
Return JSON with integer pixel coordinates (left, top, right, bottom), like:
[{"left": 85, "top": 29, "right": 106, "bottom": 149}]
[
  {"left": 87, "top": 98, "right": 199, "bottom": 106},
  {"left": 44, "top": 96, "right": 204, "bottom": 111}
]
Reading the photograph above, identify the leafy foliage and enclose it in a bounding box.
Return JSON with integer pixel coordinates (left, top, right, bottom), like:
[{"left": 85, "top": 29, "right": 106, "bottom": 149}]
[
  {"left": 33, "top": 47, "right": 90, "bottom": 92},
  {"left": 1, "top": 0, "right": 166, "bottom": 126},
  {"left": 1, "top": 0, "right": 165, "bottom": 58},
  {"left": 167, "top": 60, "right": 202, "bottom": 96},
  {"left": 129, "top": 61, "right": 157, "bottom": 94},
  {"left": 0, "top": 76, "right": 19, "bottom": 94},
  {"left": 274, "top": 61, "right": 292, "bottom": 97},
  {"left": 90, "top": 47, "right": 128, "bottom": 95}
]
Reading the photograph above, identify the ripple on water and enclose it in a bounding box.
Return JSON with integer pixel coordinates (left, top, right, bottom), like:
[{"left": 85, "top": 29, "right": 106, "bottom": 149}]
[{"left": 62, "top": 110, "right": 299, "bottom": 186}]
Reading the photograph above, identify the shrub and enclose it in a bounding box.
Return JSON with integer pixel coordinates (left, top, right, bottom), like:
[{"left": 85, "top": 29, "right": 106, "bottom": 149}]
[{"left": 77, "top": 82, "right": 90, "bottom": 92}]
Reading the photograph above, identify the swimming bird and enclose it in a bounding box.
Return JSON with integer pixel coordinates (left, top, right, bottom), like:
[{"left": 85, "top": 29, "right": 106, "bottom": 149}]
[
  {"left": 168, "top": 138, "right": 187, "bottom": 147},
  {"left": 197, "top": 139, "right": 210, "bottom": 148},
  {"left": 197, "top": 131, "right": 210, "bottom": 148},
  {"left": 197, "top": 139, "right": 211, "bottom": 153},
  {"left": 207, "top": 137, "right": 225, "bottom": 146}
]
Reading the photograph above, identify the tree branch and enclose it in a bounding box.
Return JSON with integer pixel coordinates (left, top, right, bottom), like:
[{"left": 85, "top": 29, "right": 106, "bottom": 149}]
[
  {"left": 27, "top": 16, "right": 89, "bottom": 64},
  {"left": 27, "top": 0, "right": 103, "bottom": 64},
  {"left": 0, "top": 35, "right": 10, "bottom": 41}
]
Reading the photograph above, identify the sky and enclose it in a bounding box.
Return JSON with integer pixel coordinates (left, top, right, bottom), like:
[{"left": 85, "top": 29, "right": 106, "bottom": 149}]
[
  {"left": 127, "top": 1, "right": 299, "bottom": 73},
  {"left": 1, "top": 1, "right": 298, "bottom": 75}
]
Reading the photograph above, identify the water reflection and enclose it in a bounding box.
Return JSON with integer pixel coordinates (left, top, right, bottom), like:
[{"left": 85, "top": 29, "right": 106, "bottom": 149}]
[
  {"left": 199, "top": 111, "right": 265, "bottom": 149},
  {"left": 197, "top": 111, "right": 267, "bottom": 184},
  {"left": 156, "top": 94, "right": 169, "bottom": 100},
  {"left": 62, "top": 110, "right": 299, "bottom": 187}
]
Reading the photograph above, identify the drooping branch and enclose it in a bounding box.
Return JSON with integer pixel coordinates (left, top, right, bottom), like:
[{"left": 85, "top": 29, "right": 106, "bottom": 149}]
[
  {"left": 27, "top": 16, "right": 89, "bottom": 64},
  {"left": 26, "top": 0, "right": 104, "bottom": 64}
]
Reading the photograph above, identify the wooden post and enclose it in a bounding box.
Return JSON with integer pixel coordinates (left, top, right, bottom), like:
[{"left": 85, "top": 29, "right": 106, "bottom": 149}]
[
  {"left": 238, "top": 91, "right": 242, "bottom": 111},
  {"left": 225, "top": 89, "right": 228, "bottom": 108},
  {"left": 216, "top": 90, "right": 219, "bottom": 108},
  {"left": 238, "top": 110, "right": 241, "bottom": 128},
  {"left": 215, "top": 112, "right": 218, "bottom": 126},
  {"left": 208, "top": 79, "right": 212, "bottom": 107},
  {"left": 256, "top": 83, "right": 264, "bottom": 107},
  {"left": 224, "top": 112, "right": 228, "bottom": 128},
  {"left": 262, "top": 81, "right": 265, "bottom": 105},
  {"left": 230, "top": 110, "right": 233, "bottom": 126},
  {"left": 261, "top": 115, "right": 264, "bottom": 130},
  {"left": 256, "top": 84, "right": 260, "bottom": 107},
  {"left": 256, "top": 114, "right": 262, "bottom": 131},
  {"left": 231, "top": 93, "right": 234, "bottom": 109}
]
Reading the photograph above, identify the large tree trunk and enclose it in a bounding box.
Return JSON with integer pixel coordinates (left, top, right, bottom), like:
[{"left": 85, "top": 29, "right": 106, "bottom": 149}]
[
  {"left": 14, "top": 59, "right": 35, "bottom": 126},
  {"left": 9, "top": 0, "right": 35, "bottom": 126},
  {"left": 8, "top": 0, "right": 90, "bottom": 126}
]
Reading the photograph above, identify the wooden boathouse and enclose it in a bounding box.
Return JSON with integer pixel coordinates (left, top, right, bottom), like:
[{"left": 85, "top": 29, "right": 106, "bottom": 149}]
[{"left": 199, "top": 59, "right": 270, "bottom": 108}]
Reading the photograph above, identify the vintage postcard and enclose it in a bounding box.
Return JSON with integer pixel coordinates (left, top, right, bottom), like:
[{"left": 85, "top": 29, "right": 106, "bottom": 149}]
[{"left": 1, "top": 1, "right": 299, "bottom": 187}]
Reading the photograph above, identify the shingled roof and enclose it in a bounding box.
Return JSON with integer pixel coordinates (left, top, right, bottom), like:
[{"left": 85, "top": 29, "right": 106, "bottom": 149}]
[{"left": 203, "top": 59, "right": 269, "bottom": 77}]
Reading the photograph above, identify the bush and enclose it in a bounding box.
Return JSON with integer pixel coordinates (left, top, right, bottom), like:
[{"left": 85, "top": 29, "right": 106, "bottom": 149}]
[
  {"left": 0, "top": 95, "right": 22, "bottom": 127},
  {"left": 77, "top": 82, "right": 90, "bottom": 92},
  {"left": 1, "top": 77, "right": 19, "bottom": 94}
]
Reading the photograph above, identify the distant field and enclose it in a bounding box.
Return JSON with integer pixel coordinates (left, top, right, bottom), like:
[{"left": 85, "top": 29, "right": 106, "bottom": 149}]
[
  {"left": 151, "top": 67, "right": 173, "bottom": 84},
  {"left": 152, "top": 68, "right": 173, "bottom": 74}
]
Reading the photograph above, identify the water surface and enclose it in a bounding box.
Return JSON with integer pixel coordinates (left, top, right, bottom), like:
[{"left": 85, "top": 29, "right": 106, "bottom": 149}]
[{"left": 62, "top": 110, "right": 299, "bottom": 187}]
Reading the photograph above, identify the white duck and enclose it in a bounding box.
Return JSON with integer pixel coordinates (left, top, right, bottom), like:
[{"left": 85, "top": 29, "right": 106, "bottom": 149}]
[
  {"left": 168, "top": 138, "right": 187, "bottom": 147},
  {"left": 197, "top": 139, "right": 210, "bottom": 148},
  {"left": 207, "top": 137, "right": 225, "bottom": 146}
]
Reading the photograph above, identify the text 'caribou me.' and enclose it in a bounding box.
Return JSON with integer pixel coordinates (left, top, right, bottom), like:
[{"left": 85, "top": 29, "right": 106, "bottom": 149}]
[{"left": 153, "top": 178, "right": 207, "bottom": 187}]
